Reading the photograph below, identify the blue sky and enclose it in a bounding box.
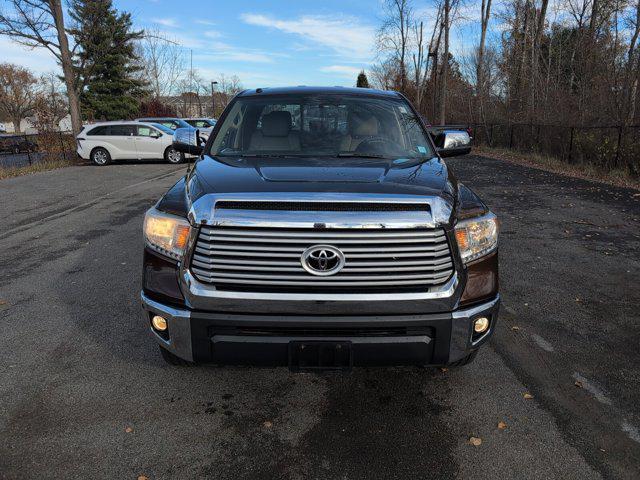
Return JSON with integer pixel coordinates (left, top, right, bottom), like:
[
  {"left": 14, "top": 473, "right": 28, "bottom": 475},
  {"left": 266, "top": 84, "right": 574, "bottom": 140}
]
[{"left": 1, "top": 0, "right": 488, "bottom": 88}]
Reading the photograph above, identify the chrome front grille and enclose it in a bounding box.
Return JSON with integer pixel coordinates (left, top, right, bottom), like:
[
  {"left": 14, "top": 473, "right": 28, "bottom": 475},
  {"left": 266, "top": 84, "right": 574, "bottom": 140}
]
[{"left": 190, "top": 226, "right": 455, "bottom": 292}]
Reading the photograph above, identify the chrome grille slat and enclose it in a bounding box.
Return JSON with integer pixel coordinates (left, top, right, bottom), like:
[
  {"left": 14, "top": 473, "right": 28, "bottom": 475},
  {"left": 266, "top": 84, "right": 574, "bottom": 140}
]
[
  {"left": 191, "top": 268, "right": 452, "bottom": 282},
  {"left": 203, "top": 235, "right": 447, "bottom": 245},
  {"left": 193, "top": 262, "right": 452, "bottom": 273},
  {"left": 196, "top": 243, "right": 450, "bottom": 254},
  {"left": 190, "top": 226, "right": 455, "bottom": 292},
  {"left": 200, "top": 228, "right": 444, "bottom": 239}
]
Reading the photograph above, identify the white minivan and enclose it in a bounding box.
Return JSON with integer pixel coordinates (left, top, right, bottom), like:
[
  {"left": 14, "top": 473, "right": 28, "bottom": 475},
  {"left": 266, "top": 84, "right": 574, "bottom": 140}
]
[{"left": 76, "top": 121, "right": 185, "bottom": 166}]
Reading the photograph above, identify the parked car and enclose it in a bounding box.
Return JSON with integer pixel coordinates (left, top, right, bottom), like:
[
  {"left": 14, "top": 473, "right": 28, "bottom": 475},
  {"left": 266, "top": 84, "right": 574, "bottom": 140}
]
[
  {"left": 76, "top": 121, "right": 184, "bottom": 165},
  {"left": 184, "top": 118, "right": 217, "bottom": 129},
  {"left": 135, "top": 117, "right": 194, "bottom": 131},
  {"left": 0, "top": 135, "right": 38, "bottom": 154},
  {"left": 136, "top": 117, "right": 214, "bottom": 141},
  {"left": 142, "top": 86, "right": 498, "bottom": 369},
  {"left": 183, "top": 118, "right": 216, "bottom": 139}
]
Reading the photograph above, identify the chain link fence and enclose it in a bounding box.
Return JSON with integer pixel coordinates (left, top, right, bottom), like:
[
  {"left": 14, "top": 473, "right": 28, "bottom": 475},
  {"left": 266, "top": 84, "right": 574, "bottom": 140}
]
[
  {"left": 469, "top": 123, "right": 640, "bottom": 176},
  {"left": 0, "top": 131, "right": 78, "bottom": 169}
]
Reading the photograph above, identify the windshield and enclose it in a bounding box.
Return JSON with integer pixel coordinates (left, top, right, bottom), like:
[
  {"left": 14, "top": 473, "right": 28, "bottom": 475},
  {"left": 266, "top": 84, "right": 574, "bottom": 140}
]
[
  {"left": 208, "top": 94, "right": 435, "bottom": 159},
  {"left": 151, "top": 123, "right": 175, "bottom": 134}
]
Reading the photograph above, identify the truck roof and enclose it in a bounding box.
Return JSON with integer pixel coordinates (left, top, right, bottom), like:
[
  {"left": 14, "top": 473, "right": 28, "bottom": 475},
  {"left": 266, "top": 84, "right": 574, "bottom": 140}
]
[{"left": 236, "top": 86, "right": 401, "bottom": 98}]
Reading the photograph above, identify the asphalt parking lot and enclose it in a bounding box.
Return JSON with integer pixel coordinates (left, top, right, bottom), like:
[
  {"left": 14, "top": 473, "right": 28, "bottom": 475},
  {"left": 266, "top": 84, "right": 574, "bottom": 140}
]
[{"left": 1, "top": 157, "right": 639, "bottom": 479}]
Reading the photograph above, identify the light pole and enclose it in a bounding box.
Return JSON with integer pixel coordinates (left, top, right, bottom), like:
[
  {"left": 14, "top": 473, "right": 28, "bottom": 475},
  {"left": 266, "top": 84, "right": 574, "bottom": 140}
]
[{"left": 210, "top": 81, "right": 218, "bottom": 117}]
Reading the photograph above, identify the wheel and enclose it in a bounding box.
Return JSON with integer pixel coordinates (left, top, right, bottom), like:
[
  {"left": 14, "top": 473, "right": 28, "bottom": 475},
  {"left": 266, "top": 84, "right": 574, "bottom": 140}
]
[
  {"left": 447, "top": 350, "right": 478, "bottom": 367},
  {"left": 164, "top": 146, "right": 184, "bottom": 164},
  {"left": 158, "top": 345, "right": 193, "bottom": 366},
  {"left": 91, "top": 147, "right": 111, "bottom": 166}
]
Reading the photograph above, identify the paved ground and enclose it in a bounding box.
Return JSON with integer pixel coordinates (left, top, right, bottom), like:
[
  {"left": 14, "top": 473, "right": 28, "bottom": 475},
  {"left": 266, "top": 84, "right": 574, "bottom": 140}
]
[{"left": 1, "top": 157, "right": 639, "bottom": 479}]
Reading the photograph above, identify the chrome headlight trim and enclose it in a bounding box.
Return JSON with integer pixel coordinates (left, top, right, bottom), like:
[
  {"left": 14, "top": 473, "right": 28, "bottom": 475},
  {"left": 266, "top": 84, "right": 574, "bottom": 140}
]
[
  {"left": 143, "top": 207, "right": 192, "bottom": 261},
  {"left": 454, "top": 211, "right": 498, "bottom": 264}
]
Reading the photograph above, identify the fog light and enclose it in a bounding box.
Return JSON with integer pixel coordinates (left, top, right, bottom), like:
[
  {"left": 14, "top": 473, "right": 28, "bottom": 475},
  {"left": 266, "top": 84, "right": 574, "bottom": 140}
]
[
  {"left": 151, "top": 315, "right": 168, "bottom": 332},
  {"left": 474, "top": 317, "right": 490, "bottom": 334}
]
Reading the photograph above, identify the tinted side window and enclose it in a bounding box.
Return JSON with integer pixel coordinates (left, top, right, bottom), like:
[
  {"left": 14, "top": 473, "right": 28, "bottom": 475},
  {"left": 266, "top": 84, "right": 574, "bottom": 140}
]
[
  {"left": 88, "top": 126, "right": 109, "bottom": 135},
  {"left": 193, "top": 120, "right": 209, "bottom": 128},
  {"left": 110, "top": 125, "right": 136, "bottom": 136}
]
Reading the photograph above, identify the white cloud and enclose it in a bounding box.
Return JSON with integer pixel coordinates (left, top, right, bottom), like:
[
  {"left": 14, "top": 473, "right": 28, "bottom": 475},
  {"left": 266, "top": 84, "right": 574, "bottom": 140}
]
[
  {"left": 196, "top": 19, "right": 217, "bottom": 26},
  {"left": 151, "top": 17, "right": 179, "bottom": 27},
  {"left": 203, "top": 30, "right": 222, "bottom": 39},
  {"left": 195, "top": 41, "right": 282, "bottom": 64},
  {"left": 320, "top": 65, "right": 363, "bottom": 78},
  {"left": 240, "top": 13, "right": 375, "bottom": 61}
]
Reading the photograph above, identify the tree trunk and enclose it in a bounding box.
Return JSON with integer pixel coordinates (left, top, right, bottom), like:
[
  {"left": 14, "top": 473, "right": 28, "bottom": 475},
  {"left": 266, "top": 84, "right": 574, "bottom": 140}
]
[
  {"left": 477, "top": 0, "right": 492, "bottom": 124},
  {"left": 49, "top": 0, "right": 82, "bottom": 134},
  {"left": 438, "top": 0, "right": 450, "bottom": 125},
  {"left": 12, "top": 118, "right": 21, "bottom": 134}
]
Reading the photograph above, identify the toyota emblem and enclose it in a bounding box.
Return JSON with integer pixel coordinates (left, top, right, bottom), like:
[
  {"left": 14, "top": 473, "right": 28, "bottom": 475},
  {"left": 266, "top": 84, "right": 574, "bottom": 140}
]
[{"left": 301, "top": 245, "right": 345, "bottom": 276}]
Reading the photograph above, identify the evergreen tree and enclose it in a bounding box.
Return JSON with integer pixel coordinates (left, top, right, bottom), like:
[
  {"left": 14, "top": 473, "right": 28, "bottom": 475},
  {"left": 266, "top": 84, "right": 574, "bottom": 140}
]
[
  {"left": 356, "top": 70, "right": 370, "bottom": 88},
  {"left": 69, "top": 0, "right": 146, "bottom": 120}
]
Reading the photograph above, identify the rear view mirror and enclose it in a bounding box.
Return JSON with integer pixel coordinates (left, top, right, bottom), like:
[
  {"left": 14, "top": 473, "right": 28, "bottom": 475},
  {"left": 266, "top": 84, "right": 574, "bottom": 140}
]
[
  {"left": 434, "top": 130, "right": 471, "bottom": 158},
  {"left": 173, "top": 128, "right": 203, "bottom": 156}
]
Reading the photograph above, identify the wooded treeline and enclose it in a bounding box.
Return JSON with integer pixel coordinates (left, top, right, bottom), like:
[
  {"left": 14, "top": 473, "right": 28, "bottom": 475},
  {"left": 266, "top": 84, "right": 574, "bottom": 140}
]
[{"left": 371, "top": 0, "right": 640, "bottom": 130}]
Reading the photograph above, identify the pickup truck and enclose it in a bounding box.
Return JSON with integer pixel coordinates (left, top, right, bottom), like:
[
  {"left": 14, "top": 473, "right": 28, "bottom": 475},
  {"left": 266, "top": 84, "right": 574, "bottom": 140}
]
[{"left": 141, "top": 86, "right": 499, "bottom": 370}]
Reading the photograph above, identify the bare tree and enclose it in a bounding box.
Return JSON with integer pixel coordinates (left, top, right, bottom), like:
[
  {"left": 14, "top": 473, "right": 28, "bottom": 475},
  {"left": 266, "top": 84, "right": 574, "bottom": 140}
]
[
  {"left": 136, "top": 28, "right": 185, "bottom": 98},
  {"left": 211, "top": 74, "right": 244, "bottom": 116},
  {"left": 438, "top": 0, "right": 451, "bottom": 124},
  {"left": 477, "top": 0, "right": 493, "bottom": 113},
  {"left": 33, "top": 72, "right": 68, "bottom": 131},
  {"left": 377, "top": 0, "right": 413, "bottom": 92},
  {"left": 0, "top": 0, "right": 82, "bottom": 134},
  {"left": 0, "top": 63, "right": 39, "bottom": 132}
]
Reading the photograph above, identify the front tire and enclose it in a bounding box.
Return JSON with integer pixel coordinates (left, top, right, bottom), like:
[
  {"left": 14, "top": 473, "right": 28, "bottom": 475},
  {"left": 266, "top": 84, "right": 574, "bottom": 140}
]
[
  {"left": 91, "top": 147, "right": 111, "bottom": 166},
  {"left": 164, "top": 146, "right": 184, "bottom": 164},
  {"left": 158, "top": 345, "right": 193, "bottom": 366}
]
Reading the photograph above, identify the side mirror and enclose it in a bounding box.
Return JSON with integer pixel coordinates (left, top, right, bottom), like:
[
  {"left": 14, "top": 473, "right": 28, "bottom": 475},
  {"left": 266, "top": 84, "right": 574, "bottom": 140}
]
[
  {"left": 173, "top": 128, "right": 203, "bottom": 156},
  {"left": 435, "top": 130, "right": 472, "bottom": 158}
]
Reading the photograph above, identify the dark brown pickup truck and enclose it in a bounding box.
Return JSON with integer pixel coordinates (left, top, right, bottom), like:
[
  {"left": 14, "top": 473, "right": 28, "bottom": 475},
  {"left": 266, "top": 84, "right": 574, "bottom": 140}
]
[{"left": 141, "top": 86, "right": 499, "bottom": 370}]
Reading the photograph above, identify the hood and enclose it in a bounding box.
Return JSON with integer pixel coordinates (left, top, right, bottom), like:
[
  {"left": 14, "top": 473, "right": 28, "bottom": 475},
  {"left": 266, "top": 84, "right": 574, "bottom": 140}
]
[{"left": 187, "top": 155, "right": 457, "bottom": 205}]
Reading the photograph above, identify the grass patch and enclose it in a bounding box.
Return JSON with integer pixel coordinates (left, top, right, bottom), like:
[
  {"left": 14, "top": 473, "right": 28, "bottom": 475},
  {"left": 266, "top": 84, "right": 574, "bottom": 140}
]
[
  {"left": 475, "top": 146, "right": 640, "bottom": 191},
  {"left": 0, "top": 159, "right": 78, "bottom": 180}
]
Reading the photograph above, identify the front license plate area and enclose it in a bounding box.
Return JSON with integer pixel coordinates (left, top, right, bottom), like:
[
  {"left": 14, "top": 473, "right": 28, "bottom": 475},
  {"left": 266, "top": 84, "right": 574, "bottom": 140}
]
[{"left": 288, "top": 341, "right": 353, "bottom": 372}]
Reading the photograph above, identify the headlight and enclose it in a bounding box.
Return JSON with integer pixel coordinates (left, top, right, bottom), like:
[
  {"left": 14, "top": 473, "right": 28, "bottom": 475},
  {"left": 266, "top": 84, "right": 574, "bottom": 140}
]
[
  {"left": 455, "top": 212, "right": 498, "bottom": 264},
  {"left": 143, "top": 208, "right": 191, "bottom": 260}
]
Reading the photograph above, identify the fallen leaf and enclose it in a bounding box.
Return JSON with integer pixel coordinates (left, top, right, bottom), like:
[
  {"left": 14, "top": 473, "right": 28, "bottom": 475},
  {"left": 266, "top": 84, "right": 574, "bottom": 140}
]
[
  {"left": 0, "top": 300, "right": 6, "bottom": 306},
  {"left": 511, "top": 326, "right": 520, "bottom": 331},
  {"left": 137, "top": 476, "right": 149, "bottom": 480},
  {"left": 263, "top": 421, "right": 273, "bottom": 428},
  {"left": 574, "top": 381, "right": 583, "bottom": 388},
  {"left": 440, "top": 367, "right": 448, "bottom": 373},
  {"left": 497, "top": 421, "right": 507, "bottom": 430},
  {"left": 125, "top": 426, "right": 133, "bottom": 433},
  {"left": 469, "top": 436, "right": 482, "bottom": 446},
  {"left": 523, "top": 392, "right": 534, "bottom": 399}
]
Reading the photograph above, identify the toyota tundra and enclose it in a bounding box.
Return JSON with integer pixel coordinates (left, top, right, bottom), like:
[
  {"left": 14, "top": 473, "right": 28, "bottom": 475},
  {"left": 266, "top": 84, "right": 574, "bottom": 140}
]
[{"left": 141, "top": 86, "right": 499, "bottom": 369}]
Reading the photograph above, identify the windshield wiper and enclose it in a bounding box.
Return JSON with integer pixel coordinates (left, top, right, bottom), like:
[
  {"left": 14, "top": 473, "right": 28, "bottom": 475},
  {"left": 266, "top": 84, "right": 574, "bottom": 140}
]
[{"left": 336, "top": 152, "right": 391, "bottom": 159}]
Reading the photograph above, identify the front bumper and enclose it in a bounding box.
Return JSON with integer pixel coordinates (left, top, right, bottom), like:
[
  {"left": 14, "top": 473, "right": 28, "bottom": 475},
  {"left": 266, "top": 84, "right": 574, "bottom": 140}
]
[{"left": 141, "top": 292, "right": 500, "bottom": 367}]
